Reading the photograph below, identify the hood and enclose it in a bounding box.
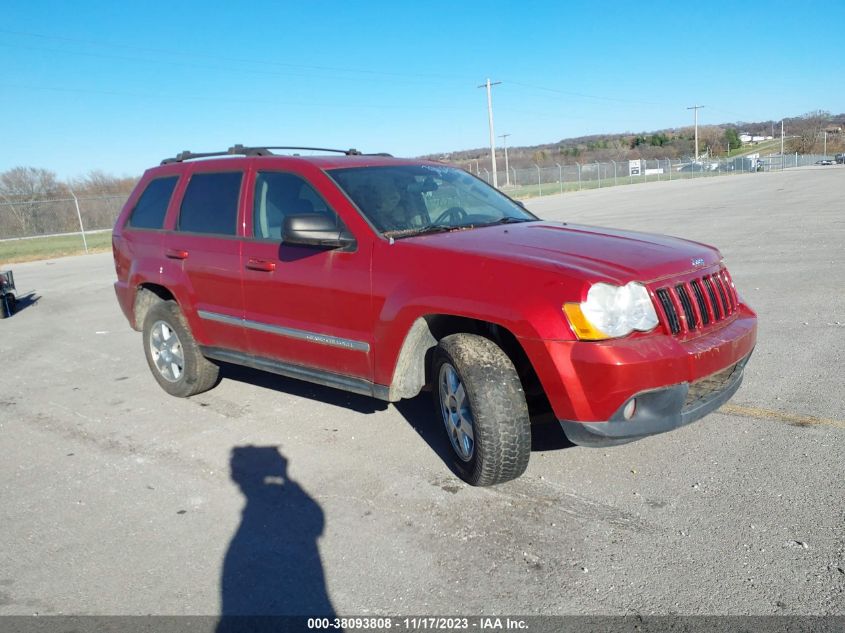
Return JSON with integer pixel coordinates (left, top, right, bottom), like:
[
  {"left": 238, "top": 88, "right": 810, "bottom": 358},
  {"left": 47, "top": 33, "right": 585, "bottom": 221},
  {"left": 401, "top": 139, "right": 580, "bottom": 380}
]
[{"left": 409, "top": 221, "right": 722, "bottom": 284}]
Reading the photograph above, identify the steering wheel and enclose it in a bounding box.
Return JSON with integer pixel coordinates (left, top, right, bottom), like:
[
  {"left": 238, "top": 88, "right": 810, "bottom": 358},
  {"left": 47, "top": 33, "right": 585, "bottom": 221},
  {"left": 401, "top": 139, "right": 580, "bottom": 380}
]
[{"left": 432, "top": 206, "right": 468, "bottom": 225}]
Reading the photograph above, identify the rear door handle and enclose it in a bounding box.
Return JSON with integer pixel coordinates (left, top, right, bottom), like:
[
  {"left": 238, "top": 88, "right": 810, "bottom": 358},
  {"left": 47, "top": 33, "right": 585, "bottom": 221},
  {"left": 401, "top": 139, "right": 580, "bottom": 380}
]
[
  {"left": 165, "top": 248, "right": 189, "bottom": 260},
  {"left": 246, "top": 258, "right": 276, "bottom": 272}
]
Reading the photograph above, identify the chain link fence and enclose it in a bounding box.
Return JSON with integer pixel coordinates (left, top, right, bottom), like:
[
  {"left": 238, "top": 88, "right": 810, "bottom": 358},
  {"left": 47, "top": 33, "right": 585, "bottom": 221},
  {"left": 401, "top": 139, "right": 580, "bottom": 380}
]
[
  {"left": 471, "top": 153, "right": 834, "bottom": 197},
  {"left": 0, "top": 153, "right": 836, "bottom": 250},
  {"left": 0, "top": 195, "right": 127, "bottom": 250}
]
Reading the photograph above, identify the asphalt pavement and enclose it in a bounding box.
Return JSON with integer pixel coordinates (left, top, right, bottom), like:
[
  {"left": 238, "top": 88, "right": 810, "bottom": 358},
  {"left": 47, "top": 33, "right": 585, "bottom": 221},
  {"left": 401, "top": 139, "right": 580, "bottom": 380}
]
[{"left": 1, "top": 166, "right": 843, "bottom": 617}]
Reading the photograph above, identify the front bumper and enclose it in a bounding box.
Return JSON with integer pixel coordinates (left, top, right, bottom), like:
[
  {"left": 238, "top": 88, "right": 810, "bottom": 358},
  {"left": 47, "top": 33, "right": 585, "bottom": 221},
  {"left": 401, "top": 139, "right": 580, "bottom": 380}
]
[
  {"left": 559, "top": 352, "right": 751, "bottom": 447},
  {"left": 521, "top": 307, "right": 756, "bottom": 419}
]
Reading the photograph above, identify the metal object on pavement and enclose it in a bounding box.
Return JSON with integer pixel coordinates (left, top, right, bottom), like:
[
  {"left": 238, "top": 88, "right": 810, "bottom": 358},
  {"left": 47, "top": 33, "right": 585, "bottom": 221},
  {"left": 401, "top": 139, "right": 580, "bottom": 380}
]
[{"left": 0, "top": 269, "right": 16, "bottom": 318}]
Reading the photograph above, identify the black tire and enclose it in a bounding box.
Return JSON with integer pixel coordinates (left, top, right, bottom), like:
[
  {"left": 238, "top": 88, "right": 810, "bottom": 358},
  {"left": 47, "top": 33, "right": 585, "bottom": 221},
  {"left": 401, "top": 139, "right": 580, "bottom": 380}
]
[
  {"left": 432, "top": 333, "right": 531, "bottom": 486},
  {"left": 142, "top": 300, "right": 219, "bottom": 397}
]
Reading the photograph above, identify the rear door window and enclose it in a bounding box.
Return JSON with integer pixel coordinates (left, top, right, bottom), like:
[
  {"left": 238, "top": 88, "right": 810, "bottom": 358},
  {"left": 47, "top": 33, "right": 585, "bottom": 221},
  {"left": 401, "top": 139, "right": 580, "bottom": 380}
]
[
  {"left": 128, "top": 176, "right": 178, "bottom": 229},
  {"left": 177, "top": 172, "right": 243, "bottom": 235}
]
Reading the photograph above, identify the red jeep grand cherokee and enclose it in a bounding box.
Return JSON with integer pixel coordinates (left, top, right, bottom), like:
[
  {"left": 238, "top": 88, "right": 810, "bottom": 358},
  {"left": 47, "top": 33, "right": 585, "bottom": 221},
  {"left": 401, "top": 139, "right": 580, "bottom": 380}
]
[{"left": 113, "top": 146, "right": 756, "bottom": 486}]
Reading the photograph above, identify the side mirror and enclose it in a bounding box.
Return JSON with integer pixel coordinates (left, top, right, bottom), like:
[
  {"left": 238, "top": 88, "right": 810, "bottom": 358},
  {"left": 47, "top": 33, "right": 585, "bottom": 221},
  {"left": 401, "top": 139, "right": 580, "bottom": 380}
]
[
  {"left": 283, "top": 214, "right": 356, "bottom": 249},
  {"left": 514, "top": 199, "right": 526, "bottom": 209}
]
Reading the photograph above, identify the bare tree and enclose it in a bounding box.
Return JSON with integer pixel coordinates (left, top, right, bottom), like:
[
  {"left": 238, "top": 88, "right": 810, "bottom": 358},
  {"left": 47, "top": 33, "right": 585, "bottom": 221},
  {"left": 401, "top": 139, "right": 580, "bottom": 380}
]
[
  {"left": 69, "top": 170, "right": 137, "bottom": 196},
  {"left": 67, "top": 171, "right": 137, "bottom": 232},
  {"left": 699, "top": 126, "right": 728, "bottom": 156},
  {"left": 0, "top": 167, "right": 65, "bottom": 234},
  {"left": 790, "top": 110, "right": 830, "bottom": 154},
  {"left": 0, "top": 167, "right": 64, "bottom": 200}
]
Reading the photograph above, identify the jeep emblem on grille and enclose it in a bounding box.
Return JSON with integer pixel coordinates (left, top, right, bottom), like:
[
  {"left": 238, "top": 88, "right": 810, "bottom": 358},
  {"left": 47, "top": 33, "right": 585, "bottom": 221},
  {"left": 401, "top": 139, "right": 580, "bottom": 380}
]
[{"left": 691, "top": 257, "right": 705, "bottom": 267}]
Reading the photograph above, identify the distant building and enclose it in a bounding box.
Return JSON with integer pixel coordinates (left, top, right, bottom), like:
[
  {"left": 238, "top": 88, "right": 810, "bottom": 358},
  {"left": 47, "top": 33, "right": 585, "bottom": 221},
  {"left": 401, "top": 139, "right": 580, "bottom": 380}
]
[{"left": 739, "top": 133, "right": 774, "bottom": 144}]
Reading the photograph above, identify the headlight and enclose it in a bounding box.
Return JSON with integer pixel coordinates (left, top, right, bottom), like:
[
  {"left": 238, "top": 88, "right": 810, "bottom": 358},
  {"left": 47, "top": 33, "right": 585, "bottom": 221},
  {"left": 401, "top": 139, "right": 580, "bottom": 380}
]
[{"left": 564, "top": 282, "right": 659, "bottom": 340}]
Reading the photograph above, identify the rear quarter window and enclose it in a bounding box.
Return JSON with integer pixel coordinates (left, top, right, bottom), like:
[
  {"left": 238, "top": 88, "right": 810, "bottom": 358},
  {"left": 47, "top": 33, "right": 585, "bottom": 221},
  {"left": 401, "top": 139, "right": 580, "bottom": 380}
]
[
  {"left": 127, "top": 176, "right": 179, "bottom": 229},
  {"left": 177, "top": 172, "right": 243, "bottom": 235}
]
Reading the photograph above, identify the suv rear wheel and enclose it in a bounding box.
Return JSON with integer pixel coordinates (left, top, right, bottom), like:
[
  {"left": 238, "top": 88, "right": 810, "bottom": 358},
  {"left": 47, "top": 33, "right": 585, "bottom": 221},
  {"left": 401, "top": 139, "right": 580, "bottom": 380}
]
[
  {"left": 142, "top": 300, "right": 219, "bottom": 397},
  {"left": 432, "top": 333, "right": 531, "bottom": 486}
]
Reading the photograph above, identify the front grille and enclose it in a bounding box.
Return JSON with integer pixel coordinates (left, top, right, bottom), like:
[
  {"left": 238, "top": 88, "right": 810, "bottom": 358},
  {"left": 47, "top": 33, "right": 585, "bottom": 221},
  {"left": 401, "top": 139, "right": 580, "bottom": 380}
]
[
  {"left": 703, "top": 276, "right": 723, "bottom": 319},
  {"left": 684, "top": 362, "right": 740, "bottom": 408},
  {"left": 690, "top": 280, "right": 710, "bottom": 326},
  {"left": 656, "top": 288, "right": 681, "bottom": 334},
  {"left": 675, "top": 284, "right": 697, "bottom": 330},
  {"left": 654, "top": 269, "right": 739, "bottom": 336}
]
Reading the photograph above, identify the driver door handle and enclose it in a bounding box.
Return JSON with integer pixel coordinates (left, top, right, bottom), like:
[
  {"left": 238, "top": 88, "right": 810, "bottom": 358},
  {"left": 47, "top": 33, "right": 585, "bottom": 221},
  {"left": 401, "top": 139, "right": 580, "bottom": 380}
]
[
  {"left": 165, "top": 248, "right": 189, "bottom": 260},
  {"left": 246, "top": 258, "right": 276, "bottom": 272}
]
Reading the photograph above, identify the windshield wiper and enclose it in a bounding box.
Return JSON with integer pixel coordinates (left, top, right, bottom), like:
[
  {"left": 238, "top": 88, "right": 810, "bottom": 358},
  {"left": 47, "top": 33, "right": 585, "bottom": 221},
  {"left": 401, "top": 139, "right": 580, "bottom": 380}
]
[
  {"left": 386, "top": 217, "right": 532, "bottom": 239},
  {"left": 478, "top": 217, "right": 534, "bottom": 227},
  {"left": 385, "top": 224, "right": 457, "bottom": 239}
]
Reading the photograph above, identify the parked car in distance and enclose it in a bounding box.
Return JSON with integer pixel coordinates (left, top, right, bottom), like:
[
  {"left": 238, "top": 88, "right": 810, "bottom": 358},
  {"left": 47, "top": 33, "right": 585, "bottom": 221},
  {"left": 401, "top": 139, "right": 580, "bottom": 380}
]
[
  {"left": 720, "top": 157, "right": 762, "bottom": 172},
  {"left": 677, "top": 161, "right": 719, "bottom": 172},
  {"left": 112, "top": 145, "right": 757, "bottom": 486},
  {"left": 815, "top": 159, "right": 834, "bottom": 166},
  {"left": 835, "top": 153, "right": 845, "bottom": 164}
]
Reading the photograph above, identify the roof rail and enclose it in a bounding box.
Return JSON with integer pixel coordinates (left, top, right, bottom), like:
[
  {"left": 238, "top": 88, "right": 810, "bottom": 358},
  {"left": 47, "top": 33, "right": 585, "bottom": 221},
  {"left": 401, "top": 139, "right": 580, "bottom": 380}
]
[
  {"left": 161, "top": 145, "right": 391, "bottom": 165},
  {"left": 160, "top": 150, "right": 231, "bottom": 165},
  {"left": 229, "top": 145, "right": 365, "bottom": 156}
]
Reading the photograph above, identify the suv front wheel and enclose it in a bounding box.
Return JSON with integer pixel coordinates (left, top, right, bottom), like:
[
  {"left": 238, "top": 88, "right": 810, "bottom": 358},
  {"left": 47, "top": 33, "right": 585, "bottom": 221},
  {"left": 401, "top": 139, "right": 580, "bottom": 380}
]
[
  {"left": 432, "top": 333, "right": 531, "bottom": 486},
  {"left": 142, "top": 300, "right": 219, "bottom": 397}
]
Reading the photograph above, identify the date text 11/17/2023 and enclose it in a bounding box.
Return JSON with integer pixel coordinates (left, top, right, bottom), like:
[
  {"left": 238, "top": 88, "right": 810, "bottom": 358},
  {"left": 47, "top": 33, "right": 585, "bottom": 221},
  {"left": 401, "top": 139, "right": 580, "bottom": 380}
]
[{"left": 306, "top": 616, "right": 529, "bottom": 630}]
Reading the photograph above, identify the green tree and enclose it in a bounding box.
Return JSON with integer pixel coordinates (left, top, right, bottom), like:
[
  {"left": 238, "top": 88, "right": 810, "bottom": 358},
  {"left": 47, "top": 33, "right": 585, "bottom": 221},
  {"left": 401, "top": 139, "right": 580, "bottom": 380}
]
[
  {"left": 724, "top": 128, "right": 741, "bottom": 151},
  {"left": 649, "top": 133, "right": 669, "bottom": 147},
  {"left": 630, "top": 135, "right": 647, "bottom": 149}
]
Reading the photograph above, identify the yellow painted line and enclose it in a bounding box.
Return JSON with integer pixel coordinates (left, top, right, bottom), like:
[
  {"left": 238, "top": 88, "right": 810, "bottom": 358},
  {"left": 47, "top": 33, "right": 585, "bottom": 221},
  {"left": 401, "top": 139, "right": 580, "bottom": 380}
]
[{"left": 721, "top": 404, "right": 845, "bottom": 429}]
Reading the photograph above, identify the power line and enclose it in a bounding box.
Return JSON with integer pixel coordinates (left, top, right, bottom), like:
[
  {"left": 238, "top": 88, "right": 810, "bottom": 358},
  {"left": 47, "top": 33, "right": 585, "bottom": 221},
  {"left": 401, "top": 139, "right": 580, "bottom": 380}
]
[
  {"left": 1, "top": 29, "right": 772, "bottom": 125},
  {"left": 0, "top": 41, "right": 466, "bottom": 89},
  {"left": 0, "top": 28, "right": 472, "bottom": 83},
  {"left": 2, "top": 82, "right": 470, "bottom": 113},
  {"left": 507, "top": 80, "right": 766, "bottom": 130},
  {"left": 503, "top": 79, "right": 677, "bottom": 108}
]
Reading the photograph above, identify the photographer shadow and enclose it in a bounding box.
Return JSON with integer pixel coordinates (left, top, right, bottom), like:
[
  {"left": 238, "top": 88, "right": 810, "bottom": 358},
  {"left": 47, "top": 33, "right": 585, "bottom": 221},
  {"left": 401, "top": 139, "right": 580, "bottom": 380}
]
[{"left": 218, "top": 445, "right": 335, "bottom": 630}]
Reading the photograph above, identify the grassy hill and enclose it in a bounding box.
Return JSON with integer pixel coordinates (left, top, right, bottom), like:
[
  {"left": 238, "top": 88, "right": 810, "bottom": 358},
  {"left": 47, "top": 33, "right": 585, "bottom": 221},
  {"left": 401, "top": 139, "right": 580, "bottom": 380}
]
[{"left": 425, "top": 112, "right": 845, "bottom": 170}]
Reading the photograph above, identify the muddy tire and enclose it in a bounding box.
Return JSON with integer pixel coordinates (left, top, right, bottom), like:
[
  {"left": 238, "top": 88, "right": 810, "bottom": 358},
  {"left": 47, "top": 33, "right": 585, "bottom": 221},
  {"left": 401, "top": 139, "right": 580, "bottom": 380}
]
[
  {"left": 432, "top": 333, "right": 531, "bottom": 486},
  {"left": 142, "top": 300, "right": 219, "bottom": 397}
]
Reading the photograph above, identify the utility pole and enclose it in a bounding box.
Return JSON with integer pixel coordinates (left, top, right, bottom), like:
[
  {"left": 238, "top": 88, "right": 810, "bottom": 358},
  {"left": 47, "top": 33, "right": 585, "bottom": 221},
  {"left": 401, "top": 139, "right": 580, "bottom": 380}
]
[
  {"left": 499, "top": 133, "right": 511, "bottom": 186},
  {"left": 687, "top": 105, "right": 704, "bottom": 160},
  {"left": 781, "top": 120, "right": 784, "bottom": 157},
  {"left": 478, "top": 78, "right": 502, "bottom": 188}
]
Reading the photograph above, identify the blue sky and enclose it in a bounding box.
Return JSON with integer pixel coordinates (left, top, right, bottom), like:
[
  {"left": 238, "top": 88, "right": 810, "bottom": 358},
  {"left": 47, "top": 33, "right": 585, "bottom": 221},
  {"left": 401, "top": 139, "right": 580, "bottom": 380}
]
[{"left": 2, "top": 1, "right": 842, "bottom": 179}]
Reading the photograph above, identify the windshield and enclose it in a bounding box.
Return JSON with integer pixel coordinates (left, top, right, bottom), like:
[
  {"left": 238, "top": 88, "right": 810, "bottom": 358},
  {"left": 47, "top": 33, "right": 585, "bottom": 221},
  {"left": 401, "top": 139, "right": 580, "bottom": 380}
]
[{"left": 327, "top": 164, "right": 537, "bottom": 237}]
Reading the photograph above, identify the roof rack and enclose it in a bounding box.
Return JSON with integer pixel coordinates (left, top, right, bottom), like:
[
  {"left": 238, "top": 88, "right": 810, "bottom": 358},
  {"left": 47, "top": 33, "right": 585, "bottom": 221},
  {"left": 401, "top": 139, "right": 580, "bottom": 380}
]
[
  {"left": 229, "top": 145, "right": 365, "bottom": 157},
  {"left": 160, "top": 145, "right": 392, "bottom": 165},
  {"left": 160, "top": 150, "right": 231, "bottom": 165}
]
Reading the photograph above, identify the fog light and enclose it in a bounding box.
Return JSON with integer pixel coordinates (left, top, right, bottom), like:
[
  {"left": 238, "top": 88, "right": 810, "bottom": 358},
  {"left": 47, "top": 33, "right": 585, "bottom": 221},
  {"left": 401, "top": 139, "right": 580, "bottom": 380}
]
[{"left": 623, "top": 399, "right": 637, "bottom": 420}]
